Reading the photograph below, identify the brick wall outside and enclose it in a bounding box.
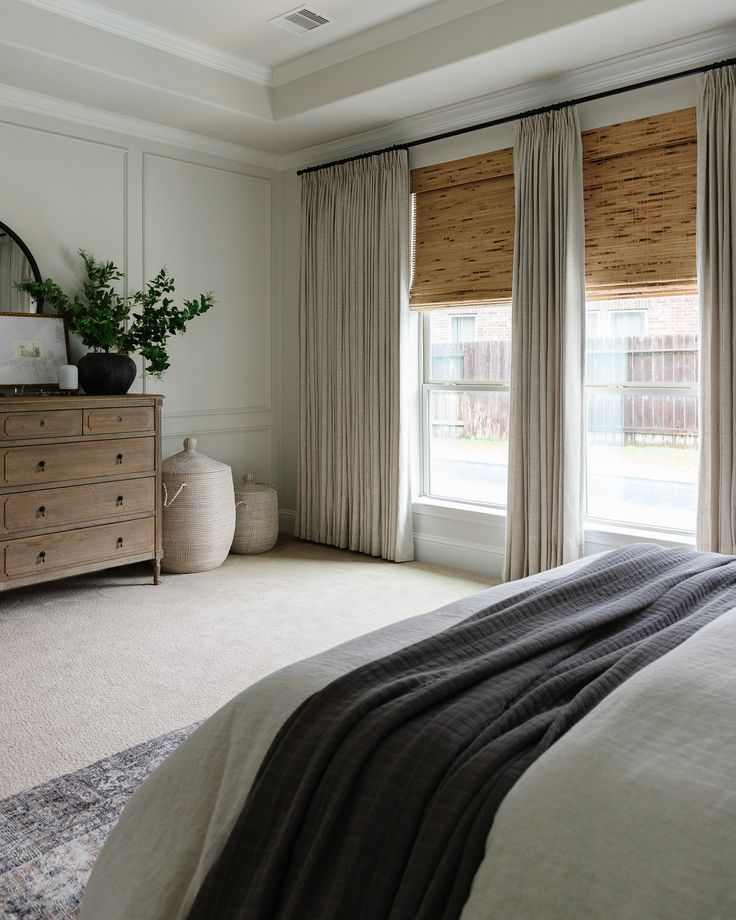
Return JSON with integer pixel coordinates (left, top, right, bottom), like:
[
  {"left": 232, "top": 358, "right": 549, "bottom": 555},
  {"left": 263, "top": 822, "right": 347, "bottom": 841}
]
[{"left": 428, "top": 294, "right": 698, "bottom": 343}]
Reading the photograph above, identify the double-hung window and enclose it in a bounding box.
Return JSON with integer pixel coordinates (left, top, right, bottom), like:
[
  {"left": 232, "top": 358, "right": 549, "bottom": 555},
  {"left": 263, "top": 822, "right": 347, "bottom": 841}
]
[
  {"left": 583, "top": 107, "right": 698, "bottom": 534},
  {"left": 411, "top": 147, "right": 515, "bottom": 508},
  {"left": 585, "top": 296, "right": 699, "bottom": 532},
  {"left": 423, "top": 305, "right": 511, "bottom": 506},
  {"left": 411, "top": 108, "right": 698, "bottom": 533}
]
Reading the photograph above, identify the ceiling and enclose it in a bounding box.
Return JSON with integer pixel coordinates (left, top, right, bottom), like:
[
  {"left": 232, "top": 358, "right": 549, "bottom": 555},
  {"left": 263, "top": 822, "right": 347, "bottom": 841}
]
[
  {"left": 1, "top": 0, "right": 735, "bottom": 162},
  {"left": 62, "top": 0, "right": 470, "bottom": 68}
]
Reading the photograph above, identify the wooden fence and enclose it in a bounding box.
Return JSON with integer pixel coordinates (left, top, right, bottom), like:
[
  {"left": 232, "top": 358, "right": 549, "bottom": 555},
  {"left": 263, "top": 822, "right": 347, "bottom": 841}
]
[{"left": 431, "top": 335, "right": 698, "bottom": 446}]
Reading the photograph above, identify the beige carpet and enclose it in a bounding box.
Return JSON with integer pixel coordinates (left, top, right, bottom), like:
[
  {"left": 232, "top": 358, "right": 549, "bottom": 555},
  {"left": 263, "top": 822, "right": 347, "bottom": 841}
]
[{"left": 0, "top": 537, "right": 494, "bottom": 798}]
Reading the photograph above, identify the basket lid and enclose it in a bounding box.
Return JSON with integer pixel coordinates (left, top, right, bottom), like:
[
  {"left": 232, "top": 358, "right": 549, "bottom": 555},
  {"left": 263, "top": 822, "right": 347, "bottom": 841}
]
[
  {"left": 234, "top": 472, "right": 277, "bottom": 496},
  {"left": 162, "top": 437, "right": 231, "bottom": 475}
]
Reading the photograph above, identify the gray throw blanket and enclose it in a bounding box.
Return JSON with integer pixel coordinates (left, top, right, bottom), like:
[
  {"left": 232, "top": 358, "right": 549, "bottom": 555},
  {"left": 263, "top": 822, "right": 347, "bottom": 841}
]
[{"left": 186, "top": 545, "right": 736, "bottom": 920}]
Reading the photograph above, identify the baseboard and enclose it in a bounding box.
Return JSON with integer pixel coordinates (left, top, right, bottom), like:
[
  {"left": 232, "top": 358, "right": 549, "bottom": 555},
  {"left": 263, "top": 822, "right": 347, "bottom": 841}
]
[
  {"left": 278, "top": 508, "right": 296, "bottom": 535},
  {"left": 413, "top": 532, "right": 504, "bottom": 579}
]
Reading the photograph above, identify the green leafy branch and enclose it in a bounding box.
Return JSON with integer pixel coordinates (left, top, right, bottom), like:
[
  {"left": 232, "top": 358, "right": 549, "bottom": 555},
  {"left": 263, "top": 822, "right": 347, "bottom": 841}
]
[{"left": 16, "top": 249, "right": 215, "bottom": 378}]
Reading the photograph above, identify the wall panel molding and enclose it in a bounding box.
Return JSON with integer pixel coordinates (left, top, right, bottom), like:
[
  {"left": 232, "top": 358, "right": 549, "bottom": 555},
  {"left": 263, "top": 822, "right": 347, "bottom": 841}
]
[
  {"left": 0, "top": 81, "right": 280, "bottom": 168},
  {"left": 164, "top": 406, "right": 271, "bottom": 418}
]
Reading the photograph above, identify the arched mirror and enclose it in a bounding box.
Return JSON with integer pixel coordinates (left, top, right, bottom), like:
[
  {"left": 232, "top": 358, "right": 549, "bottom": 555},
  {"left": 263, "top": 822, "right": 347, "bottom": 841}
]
[{"left": 0, "top": 221, "right": 43, "bottom": 312}]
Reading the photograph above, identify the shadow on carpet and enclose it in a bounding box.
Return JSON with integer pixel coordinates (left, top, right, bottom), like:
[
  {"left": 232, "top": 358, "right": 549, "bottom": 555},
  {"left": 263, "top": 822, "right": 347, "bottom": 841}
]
[{"left": 0, "top": 723, "right": 200, "bottom": 919}]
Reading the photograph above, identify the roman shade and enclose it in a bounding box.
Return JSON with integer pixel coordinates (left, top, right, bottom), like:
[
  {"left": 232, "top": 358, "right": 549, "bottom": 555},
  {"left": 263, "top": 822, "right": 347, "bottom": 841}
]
[
  {"left": 410, "top": 148, "right": 514, "bottom": 309},
  {"left": 583, "top": 107, "right": 697, "bottom": 300}
]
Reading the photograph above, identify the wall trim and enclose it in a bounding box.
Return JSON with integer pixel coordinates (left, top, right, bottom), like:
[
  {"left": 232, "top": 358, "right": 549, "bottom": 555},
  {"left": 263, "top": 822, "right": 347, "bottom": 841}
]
[
  {"left": 164, "top": 406, "right": 272, "bottom": 418},
  {"left": 0, "top": 82, "right": 280, "bottom": 169},
  {"left": 412, "top": 498, "right": 506, "bottom": 532},
  {"left": 280, "top": 25, "right": 736, "bottom": 171},
  {"left": 1, "top": 27, "right": 734, "bottom": 172},
  {"left": 413, "top": 531, "right": 504, "bottom": 579},
  {"left": 163, "top": 423, "right": 272, "bottom": 438},
  {"left": 19, "top": 0, "right": 271, "bottom": 85}
]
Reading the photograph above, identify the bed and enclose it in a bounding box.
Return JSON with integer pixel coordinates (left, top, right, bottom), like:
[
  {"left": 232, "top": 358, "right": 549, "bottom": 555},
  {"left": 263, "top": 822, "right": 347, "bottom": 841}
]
[{"left": 79, "top": 544, "right": 736, "bottom": 919}]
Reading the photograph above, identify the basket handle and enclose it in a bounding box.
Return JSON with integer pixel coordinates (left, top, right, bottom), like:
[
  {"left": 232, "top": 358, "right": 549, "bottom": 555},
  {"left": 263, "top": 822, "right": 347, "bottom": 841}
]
[
  {"left": 243, "top": 472, "right": 279, "bottom": 491},
  {"left": 163, "top": 482, "right": 188, "bottom": 508}
]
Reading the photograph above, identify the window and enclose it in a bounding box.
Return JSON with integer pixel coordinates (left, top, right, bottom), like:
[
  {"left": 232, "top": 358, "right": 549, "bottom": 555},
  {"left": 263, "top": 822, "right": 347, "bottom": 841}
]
[
  {"left": 423, "top": 305, "right": 511, "bottom": 506},
  {"left": 412, "top": 107, "right": 698, "bottom": 531},
  {"left": 611, "top": 310, "right": 646, "bottom": 337},
  {"left": 451, "top": 314, "right": 477, "bottom": 342},
  {"left": 583, "top": 108, "right": 698, "bottom": 533},
  {"left": 585, "top": 295, "right": 698, "bottom": 532},
  {"left": 586, "top": 311, "right": 600, "bottom": 337},
  {"left": 411, "top": 147, "right": 515, "bottom": 509}
]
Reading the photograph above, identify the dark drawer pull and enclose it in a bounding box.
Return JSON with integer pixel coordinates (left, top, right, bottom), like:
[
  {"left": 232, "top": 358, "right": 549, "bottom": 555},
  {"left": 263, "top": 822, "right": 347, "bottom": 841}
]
[
  {"left": 39, "top": 419, "right": 46, "bottom": 428},
  {"left": 117, "top": 495, "right": 124, "bottom": 506},
  {"left": 38, "top": 460, "right": 46, "bottom": 472},
  {"left": 38, "top": 551, "right": 46, "bottom": 563},
  {"left": 117, "top": 416, "right": 124, "bottom": 423},
  {"left": 38, "top": 505, "right": 46, "bottom": 518},
  {"left": 116, "top": 537, "right": 124, "bottom": 548},
  {"left": 116, "top": 454, "right": 124, "bottom": 464}
]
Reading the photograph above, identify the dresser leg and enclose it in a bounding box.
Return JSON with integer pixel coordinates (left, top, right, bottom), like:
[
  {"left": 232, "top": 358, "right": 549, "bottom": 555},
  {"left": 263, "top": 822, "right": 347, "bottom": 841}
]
[{"left": 153, "top": 558, "right": 161, "bottom": 586}]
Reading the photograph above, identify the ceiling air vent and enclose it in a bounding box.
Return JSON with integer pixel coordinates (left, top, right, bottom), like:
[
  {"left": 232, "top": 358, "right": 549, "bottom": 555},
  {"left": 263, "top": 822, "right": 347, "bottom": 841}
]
[{"left": 269, "top": 7, "right": 333, "bottom": 35}]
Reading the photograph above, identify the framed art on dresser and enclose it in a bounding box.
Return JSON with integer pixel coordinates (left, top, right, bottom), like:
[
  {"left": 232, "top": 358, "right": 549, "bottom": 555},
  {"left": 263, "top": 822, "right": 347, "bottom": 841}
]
[{"left": 0, "top": 312, "right": 70, "bottom": 388}]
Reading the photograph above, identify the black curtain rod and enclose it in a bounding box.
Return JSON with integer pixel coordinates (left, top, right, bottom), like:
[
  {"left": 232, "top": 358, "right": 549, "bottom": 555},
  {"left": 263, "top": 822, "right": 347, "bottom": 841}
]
[{"left": 297, "top": 54, "right": 736, "bottom": 176}]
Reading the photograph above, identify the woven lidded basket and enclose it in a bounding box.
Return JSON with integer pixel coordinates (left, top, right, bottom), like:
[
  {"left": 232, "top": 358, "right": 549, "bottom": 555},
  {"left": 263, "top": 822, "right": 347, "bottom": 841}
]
[
  {"left": 231, "top": 473, "right": 278, "bottom": 555},
  {"left": 161, "top": 437, "right": 235, "bottom": 574}
]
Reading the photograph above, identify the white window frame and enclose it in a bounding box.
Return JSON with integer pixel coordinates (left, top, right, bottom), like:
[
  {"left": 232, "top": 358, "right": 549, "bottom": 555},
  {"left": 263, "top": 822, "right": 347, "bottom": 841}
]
[
  {"left": 420, "top": 311, "right": 509, "bottom": 510},
  {"left": 450, "top": 313, "right": 478, "bottom": 342},
  {"left": 609, "top": 308, "right": 648, "bottom": 337},
  {"left": 584, "top": 377, "right": 698, "bottom": 536}
]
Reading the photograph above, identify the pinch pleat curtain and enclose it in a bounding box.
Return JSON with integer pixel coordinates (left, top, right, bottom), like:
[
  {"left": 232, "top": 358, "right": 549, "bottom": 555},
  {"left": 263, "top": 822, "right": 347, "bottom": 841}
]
[
  {"left": 296, "top": 149, "right": 414, "bottom": 562},
  {"left": 696, "top": 65, "right": 736, "bottom": 553},
  {"left": 504, "top": 107, "right": 586, "bottom": 581}
]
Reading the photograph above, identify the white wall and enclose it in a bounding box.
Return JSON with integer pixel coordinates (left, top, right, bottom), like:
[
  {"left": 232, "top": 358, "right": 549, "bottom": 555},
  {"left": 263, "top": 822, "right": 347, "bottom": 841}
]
[
  {"left": 0, "top": 104, "right": 280, "bottom": 484},
  {"left": 277, "top": 78, "right": 699, "bottom": 577}
]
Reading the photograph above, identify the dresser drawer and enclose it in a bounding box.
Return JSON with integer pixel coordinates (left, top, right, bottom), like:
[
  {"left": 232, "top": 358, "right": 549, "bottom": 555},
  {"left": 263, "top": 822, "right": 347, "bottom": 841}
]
[
  {"left": 1, "top": 438, "right": 155, "bottom": 487},
  {"left": 1, "top": 478, "right": 156, "bottom": 533},
  {"left": 84, "top": 407, "right": 155, "bottom": 434},
  {"left": 1, "top": 410, "right": 82, "bottom": 440},
  {"left": 3, "top": 517, "right": 155, "bottom": 578}
]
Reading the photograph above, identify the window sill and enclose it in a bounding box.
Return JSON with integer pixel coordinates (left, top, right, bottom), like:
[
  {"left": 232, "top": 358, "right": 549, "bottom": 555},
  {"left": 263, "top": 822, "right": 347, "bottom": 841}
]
[
  {"left": 412, "top": 498, "right": 695, "bottom": 547},
  {"left": 584, "top": 520, "right": 696, "bottom": 548},
  {"left": 412, "top": 497, "right": 506, "bottom": 527}
]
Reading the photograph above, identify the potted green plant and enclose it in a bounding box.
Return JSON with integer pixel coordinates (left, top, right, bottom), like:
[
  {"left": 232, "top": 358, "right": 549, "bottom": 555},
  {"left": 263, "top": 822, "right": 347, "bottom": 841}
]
[{"left": 16, "top": 249, "right": 214, "bottom": 395}]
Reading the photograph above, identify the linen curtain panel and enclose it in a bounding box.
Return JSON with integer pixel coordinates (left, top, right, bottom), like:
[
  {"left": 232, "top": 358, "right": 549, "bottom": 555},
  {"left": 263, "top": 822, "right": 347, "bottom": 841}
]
[
  {"left": 296, "top": 149, "right": 414, "bottom": 562},
  {"left": 697, "top": 65, "right": 736, "bottom": 553},
  {"left": 504, "top": 107, "right": 586, "bottom": 581}
]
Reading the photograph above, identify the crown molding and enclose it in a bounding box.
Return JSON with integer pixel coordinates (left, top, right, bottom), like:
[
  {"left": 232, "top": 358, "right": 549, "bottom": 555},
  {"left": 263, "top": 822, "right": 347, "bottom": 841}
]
[
  {"left": 0, "top": 81, "right": 281, "bottom": 169},
  {"left": 280, "top": 25, "right": 736, "bottom": 171},
  {"left": 19, "top": 0, "right": 272, "bottom": 86}
]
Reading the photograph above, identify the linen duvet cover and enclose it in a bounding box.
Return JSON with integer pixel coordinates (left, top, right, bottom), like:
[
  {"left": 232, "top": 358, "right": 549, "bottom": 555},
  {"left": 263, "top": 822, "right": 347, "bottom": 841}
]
[{"left": 80, "top": 545, "right": 736, "bottom": 920}]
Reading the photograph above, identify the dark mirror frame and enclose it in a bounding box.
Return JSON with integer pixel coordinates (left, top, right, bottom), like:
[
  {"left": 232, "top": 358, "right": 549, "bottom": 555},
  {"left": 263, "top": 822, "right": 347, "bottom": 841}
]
[{"left": 0, "top": 220, "right": 43, "bottom": 313}]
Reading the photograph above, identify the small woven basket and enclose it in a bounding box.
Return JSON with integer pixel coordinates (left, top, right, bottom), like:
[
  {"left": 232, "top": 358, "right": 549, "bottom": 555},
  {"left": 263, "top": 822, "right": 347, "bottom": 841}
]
[
  {"left": 161, "top": 437, "right": 235, "bottom": 574},
  {"left": 231, "top": 473, "right": 278, "bottom": 555}
]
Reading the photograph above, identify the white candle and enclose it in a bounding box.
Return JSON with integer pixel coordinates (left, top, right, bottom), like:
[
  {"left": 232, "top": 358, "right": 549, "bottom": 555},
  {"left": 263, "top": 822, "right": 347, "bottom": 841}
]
[{"left": 58, "top": 364, "right": 78, "bottom": 391}]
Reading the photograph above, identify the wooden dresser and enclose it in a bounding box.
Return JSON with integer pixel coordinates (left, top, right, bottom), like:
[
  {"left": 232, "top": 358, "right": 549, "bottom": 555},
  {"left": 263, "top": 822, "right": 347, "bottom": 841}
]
[{"left": 0, "top": 395, "right": 163, "bottom": 592}]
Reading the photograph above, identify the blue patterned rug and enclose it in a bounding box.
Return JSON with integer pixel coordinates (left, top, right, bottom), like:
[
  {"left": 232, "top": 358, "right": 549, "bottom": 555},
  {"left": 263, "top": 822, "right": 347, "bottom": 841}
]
[{"left": 0, "top": 723, "right": 200, "bottom": 919}]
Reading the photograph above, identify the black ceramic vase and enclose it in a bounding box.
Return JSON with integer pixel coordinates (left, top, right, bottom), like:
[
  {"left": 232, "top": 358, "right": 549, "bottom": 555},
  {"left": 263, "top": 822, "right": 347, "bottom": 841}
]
[{"left": 78, "top": 352, "right": 137, "bottom": 395}]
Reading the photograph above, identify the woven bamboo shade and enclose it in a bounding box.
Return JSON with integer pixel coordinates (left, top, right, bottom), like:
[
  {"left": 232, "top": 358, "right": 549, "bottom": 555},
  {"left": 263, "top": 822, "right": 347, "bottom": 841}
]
[
  {"left": 583, "top": 107, "right": 697, "bottom": 300},
  {"left": 410, "top": 148, "right": 514, "bottom": 309}
]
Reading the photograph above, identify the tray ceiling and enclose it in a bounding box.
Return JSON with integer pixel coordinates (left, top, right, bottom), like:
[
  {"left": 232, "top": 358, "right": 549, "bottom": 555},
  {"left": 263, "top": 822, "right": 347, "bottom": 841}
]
[{"left": 2, "top": 0, "right": 735, "bottom": 160}]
